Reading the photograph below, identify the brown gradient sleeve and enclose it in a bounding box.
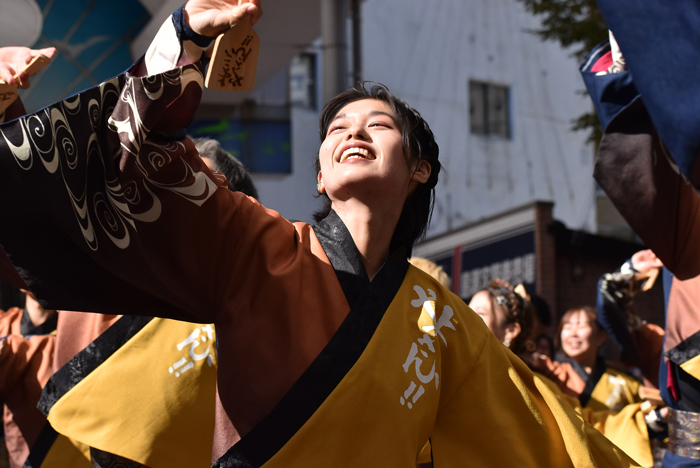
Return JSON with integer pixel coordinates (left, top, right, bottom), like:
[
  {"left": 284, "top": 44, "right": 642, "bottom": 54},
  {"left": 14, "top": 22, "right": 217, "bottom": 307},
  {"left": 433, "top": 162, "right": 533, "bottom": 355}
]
[
  {"left": 0, "top": 246, "right": 27, "bottom": 290},
  {"left": 594, "top": 100, "right": 700, "bottom": 280}
]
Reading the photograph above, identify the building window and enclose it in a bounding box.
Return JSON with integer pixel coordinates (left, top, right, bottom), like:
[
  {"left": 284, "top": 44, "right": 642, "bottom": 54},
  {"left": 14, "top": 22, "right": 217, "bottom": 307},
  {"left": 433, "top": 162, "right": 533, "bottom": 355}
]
[
  {"left": 469, "top": 80, "right": 510, "bottom": 138},
  {"left": 290, "top": 53, "right": 317, "bottom": 110}
]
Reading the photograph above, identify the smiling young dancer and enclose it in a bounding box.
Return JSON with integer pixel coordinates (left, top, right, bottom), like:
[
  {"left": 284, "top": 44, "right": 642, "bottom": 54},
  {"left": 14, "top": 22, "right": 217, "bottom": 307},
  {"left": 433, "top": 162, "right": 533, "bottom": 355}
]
[
  {"left": 470, "top": 284, "right": 657, "bottom": 467},
  {"left": 556, "top": 307, "right": 643, "bottom": 413},
  {"left": 0, "top": 1, "right": 640, "bottom": 466}
]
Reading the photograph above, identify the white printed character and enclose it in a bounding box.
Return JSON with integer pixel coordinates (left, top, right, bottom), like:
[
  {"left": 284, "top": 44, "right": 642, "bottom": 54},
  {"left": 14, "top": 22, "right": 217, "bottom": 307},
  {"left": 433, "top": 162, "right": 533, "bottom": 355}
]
[
  {"left": 411, "top": 285, "right": 437, "bottom": 309},
  {"left": 402, "top": 338, "right": 439, "bottom": 387},
  {"left": 421, "top": 305, "right": 456, "bottom": 346},
  {"left": 399, "top": 381, "right": 425, "bottom": 409},
  {"left": 400, "top": 334, "right": 439, "bottom": 409},
  {"left": 169, "top": 357, "right": 193, "bottom": 377},
  {"left": 169, "top": 325, "right": 216, "bottom": 377},
  {"left": 413, "top": 284, "right": 439, "bottom": 332},
  {"left": 605, "top": 375, "right": 628, "bottom": 411}
]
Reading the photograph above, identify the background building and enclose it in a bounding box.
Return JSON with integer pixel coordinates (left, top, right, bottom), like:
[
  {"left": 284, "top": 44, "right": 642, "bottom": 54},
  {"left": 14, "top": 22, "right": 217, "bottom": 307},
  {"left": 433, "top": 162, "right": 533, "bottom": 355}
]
[
  {"left": 0, "top": 0, "right": 653, "bottom": 326},
  {"left": 414, "top": 202, "right": 664, "bottom": 330}
]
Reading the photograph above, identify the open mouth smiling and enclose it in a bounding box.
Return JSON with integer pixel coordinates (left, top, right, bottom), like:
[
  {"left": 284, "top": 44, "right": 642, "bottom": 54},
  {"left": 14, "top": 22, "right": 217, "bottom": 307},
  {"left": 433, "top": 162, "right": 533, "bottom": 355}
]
[
  {"left": 339, "top": 147, "right": 375, "bottom": 163},
  {"left": 564, "top": 340, "right": 584, "bottom": 350}
]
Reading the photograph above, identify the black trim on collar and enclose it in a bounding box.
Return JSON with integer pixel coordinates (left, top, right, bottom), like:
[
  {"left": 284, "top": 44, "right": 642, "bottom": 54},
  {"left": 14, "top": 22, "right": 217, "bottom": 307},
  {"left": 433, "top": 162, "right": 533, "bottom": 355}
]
[
  {"left": 22, "top": 422, "right": 58, "bottom": 468},
  {"left": 558, "top": 355, "right": 589, "bottom": 382},
  {"left": 666, "top": 331, "right": 700, "bottom": 411},
  {"left": 212, "top": 221, "right": 409, "bottom": 468},
  {"left": 578, "top": 357, "right": 607, "bottom": 408},
  {"left": 665, "top": 329, "right": 700, "bottom": 366},
  {"left": 312, "top": 210, "right": 370, "bottom": 308},
  {"left": 20, "top": 308, "right": 58, "bottom": 336},
  {"left": 38, "top": 315, "right": 153, "bottom": 416},
  {"left": 669, "top": 361, "right": 700, "bottom": 412}
]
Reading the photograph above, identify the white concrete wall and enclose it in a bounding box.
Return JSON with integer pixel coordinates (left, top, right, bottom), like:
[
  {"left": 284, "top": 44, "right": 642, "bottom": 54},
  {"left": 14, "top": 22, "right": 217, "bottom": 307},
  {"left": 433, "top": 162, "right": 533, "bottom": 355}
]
[
  {"left": 249, "top": 104, "right": 323, "bottom": 224},
  {"left": 359, "top": 0, "right": 597, "bottom": 235},
  {"left": 246, "top": 0, "right": 597, "bottom": 230},
  {"left": 247, "top": 55, "right": 324, "bottom": 224}
]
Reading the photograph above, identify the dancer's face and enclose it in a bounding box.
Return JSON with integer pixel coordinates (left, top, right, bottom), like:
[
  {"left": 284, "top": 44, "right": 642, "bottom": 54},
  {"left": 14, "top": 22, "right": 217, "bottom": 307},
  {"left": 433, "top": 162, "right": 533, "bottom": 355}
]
[
  {"left": 317, "top": 99, "right": 429, "bottom": 204},
  {"left": 560, "top": 310, "right": 600, "bottom": 361},
  {"left": 469, "top": 291, "right": 507, "bottom": 342}
]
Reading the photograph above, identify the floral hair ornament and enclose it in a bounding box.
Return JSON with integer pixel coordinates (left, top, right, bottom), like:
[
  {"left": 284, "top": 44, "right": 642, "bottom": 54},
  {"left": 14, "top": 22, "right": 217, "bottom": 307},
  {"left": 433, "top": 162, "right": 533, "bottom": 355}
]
[{"left": 495, "top": 295, "right": 509, "bottom": 306}]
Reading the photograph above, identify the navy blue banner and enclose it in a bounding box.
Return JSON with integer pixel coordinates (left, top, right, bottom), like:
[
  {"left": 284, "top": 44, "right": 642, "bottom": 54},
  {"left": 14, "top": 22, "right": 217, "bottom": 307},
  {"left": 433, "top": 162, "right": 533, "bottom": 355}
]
[
  {"left": 459, "top": 231, "right": 536, "bottom": 299},
  {"left": 595, "top": 0, "right": 700, "bottom": 186}
]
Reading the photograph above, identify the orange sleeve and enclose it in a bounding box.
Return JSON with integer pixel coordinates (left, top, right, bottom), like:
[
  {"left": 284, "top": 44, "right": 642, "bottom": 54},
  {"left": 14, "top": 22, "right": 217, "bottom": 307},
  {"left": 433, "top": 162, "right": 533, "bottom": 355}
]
[{"left": 594, "top": 102, "right": 700, "bottom": 280}]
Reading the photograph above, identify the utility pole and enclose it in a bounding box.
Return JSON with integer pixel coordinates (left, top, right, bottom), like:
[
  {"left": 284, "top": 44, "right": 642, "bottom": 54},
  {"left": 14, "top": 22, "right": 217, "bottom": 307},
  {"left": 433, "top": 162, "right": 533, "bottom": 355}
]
[
  {"left": 350, "top": 0, "right": 362, "bottom": 86},
  {"left": 321, "top": 0, "right": 348, "bottom": 104}
]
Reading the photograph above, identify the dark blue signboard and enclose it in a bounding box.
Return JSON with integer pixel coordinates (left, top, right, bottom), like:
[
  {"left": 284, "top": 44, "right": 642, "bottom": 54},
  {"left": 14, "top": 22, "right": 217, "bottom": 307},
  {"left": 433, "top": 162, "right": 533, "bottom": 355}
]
[
  {"left": 459, "top": 230, "right": 536, "bottom": 299},
  {"left": 188, "top": 119, "right": 292, "bottom": 173},
  {"left": 434, "top": 255, "right": 453, "bottom": 286}
]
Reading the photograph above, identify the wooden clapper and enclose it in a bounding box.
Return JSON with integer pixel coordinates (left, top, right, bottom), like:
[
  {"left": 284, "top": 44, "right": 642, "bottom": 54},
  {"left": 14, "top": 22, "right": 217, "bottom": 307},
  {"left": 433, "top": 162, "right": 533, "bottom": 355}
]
[
  {"left": 0, "top": 54, "right": 51, "bottom": 114},
  {"left": 204, "top": 15, "right": 260, "bottom": 92}
]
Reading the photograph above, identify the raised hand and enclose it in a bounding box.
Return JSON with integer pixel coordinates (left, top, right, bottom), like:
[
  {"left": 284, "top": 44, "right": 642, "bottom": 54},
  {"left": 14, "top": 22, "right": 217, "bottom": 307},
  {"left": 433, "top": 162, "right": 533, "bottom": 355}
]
[
  {"left": 0, "top": 47, "right": 56, "bottom": 89},
  {"left": 184, "top": 0, "right": 262, "bottom": 37},
  {"left": 631, "top": 249, "right": 664, "bottom": 274}
]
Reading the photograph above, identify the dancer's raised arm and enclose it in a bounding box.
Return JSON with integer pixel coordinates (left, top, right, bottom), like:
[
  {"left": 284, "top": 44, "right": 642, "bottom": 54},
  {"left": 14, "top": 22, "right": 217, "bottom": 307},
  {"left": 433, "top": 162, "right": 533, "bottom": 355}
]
[{"left": 0, "top": 2, "right": 287, "bottom": 325}]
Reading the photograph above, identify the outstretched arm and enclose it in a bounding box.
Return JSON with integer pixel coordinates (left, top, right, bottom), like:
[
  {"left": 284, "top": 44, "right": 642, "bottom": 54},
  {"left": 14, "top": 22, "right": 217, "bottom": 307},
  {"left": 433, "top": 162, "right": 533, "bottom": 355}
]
[
  {"left": 596, "top": 251, "right": 664, "bottom": 378},
  {"left": 0, "top": 46, "right": 56, "bottom": 122},
  {"left": 582, "top": 37, "right": 700, "bottom": 280},
  {"left": 185, "top": 0, "right": 262, "bottom": 37},
  {"left": 0, "top": 46, "right": 55, "bottom": 89},
  {"left": 135, "top": 0, "right": 261, "bottom": 76},
  {"left": 0, "top": 1, "right": 280, "bottom": 324},
  {"left": 595, "top": 0, "right": 700, "bottom": 187}
]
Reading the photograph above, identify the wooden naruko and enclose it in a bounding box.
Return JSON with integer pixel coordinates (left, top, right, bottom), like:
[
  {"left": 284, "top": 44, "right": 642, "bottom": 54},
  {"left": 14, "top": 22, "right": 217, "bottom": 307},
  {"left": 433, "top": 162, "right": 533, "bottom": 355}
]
[
  {"left": 205, "top": 17, "right": 259, "bottom": 92},
  {"left": 21, "top": 54, "right": 52, "bottom": 78},
  {"left": 0, "top": 53, "right": 52, "bottom": 114}
]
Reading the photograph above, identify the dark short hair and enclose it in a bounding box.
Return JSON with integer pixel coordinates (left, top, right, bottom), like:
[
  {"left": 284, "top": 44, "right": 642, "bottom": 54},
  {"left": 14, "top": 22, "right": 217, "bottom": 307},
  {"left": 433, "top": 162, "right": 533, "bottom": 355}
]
[
  {"left": 193, "top": 137, "right": 259, "bottom": 199},
  {"left": 314, "top": 83, "right": 440, "bottom": 256}
]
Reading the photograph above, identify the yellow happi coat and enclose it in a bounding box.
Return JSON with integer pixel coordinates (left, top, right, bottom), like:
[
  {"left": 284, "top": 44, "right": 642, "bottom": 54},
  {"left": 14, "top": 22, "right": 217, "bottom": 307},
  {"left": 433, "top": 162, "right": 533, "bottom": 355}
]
[
  {"left": 539, "top": 374, "right": 651, "bottom": 467},
  {"left": 584, "top": 366, "right": 643, "bottom": 413},
  {"left": 39, "top": 317, "right": 218, "bottom": 468},
  {"left": 211, "top": 264, "right": 638, "bottom": 467}
]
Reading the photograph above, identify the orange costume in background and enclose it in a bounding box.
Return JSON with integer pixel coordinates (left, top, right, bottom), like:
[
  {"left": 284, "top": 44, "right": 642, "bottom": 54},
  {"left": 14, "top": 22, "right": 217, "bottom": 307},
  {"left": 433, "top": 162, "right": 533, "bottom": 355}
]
[{"left": 0, "top": 334, "right": 54, "bottom": 468}]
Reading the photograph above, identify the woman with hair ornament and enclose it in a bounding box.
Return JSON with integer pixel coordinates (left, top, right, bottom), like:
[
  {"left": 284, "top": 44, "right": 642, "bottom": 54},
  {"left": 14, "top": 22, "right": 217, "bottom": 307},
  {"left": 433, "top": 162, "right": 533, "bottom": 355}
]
[{"left": 470, "top": 282, "right": 656, "bottom": 467}]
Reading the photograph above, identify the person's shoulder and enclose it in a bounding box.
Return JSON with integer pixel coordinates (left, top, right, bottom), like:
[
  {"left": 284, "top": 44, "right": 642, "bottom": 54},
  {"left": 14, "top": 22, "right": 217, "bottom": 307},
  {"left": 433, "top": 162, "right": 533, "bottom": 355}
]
[
  {"left": 636, "top": 322, "right": 665, "bottom": 339},
  {"left": 406, "top": 264, "right": 458, "bottom": 303},
  {"left": 405, "top": 264, "right": 488, "bottom": 329},
  {"left": 604, "top": 364, "right": 642, "bottom": 386},
  {"left": 1, "top": 306, "right": 22, "bottom": 316},
  {"left": 0, "top": 306, "right": 24, "bottom": 334}
]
